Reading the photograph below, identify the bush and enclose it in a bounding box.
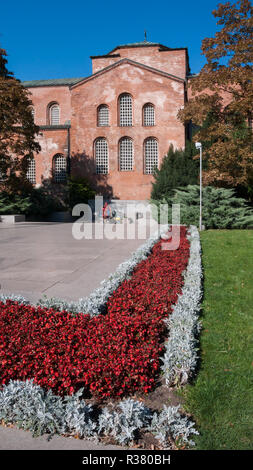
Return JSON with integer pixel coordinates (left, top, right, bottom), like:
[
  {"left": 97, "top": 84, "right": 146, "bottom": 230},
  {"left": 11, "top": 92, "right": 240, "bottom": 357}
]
[
  {"left": 0, "top": 191, "right": 32, "bottom": 215},
  {"left": 29, "top": 186, "right": 67, "bottom": 216},
  {"left": 67, "top": 177, "right": 96, "bottom": 210},
  {"left": 0, "top": 177, "right": 96, "bottom": 217},
  {"left": 151, "top": 142, "right": 199, "bottom": 200},
  {"left": 153, "top": 185, "right": 253, "bottom": 229},
  {"left": 0, "top": 188, "right": 67, "bottom": 217}
]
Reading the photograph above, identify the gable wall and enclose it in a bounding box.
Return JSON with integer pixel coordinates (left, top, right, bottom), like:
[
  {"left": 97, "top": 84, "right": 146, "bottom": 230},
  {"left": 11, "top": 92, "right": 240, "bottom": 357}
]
[
  {"left": 70, "top": 62, "right": 185, "bottom": 200},
  {"left": 92, "top": 46, "right": 187, "bottom": 79}
]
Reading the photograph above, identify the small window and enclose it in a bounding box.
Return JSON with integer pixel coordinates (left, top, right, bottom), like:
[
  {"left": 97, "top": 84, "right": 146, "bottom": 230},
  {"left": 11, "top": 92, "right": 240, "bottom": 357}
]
[
  {"left": 49, "top": 103, "right": 60, "bottom": 125},
  {"left": 97, "top": 105, "right": 109, "bottom": 127},
  {"left": 53, "top": 154, "right": 67, "bottom": 182},
  {"left": 95, "top": 138, "right": 109, "bottom": 174},
  {"left": 143, "top": 103, "right": 155, "bottom": 126},
  {"left": 119, "top": 137, "right": 133, "bottom": 171},
  {"left": 144, "top": 138, "right": 158, "bottom": 174},
  {"left": 26, "top": 157, "right": 36, "bottom": 184},
  {"left": 119, "top": 94, "right": 132, "bottom": 127},
  {"left": 31, "top": 107, "right": 35, "bottom": 121}
]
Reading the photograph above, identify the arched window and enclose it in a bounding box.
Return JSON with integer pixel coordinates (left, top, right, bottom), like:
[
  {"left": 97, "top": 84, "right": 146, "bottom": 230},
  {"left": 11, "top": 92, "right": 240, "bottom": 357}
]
[
  {"left": 119, "top": 137, "right": 133, "bottom": 171},
  {"left": 49, "top": 103, "right": 60, "bottom": 125},
  {"left": 144, "top": 138, "right": 158, "bottom": 174},
  {"left": 95, "top": 138, "right": 109, "bottom": 174},
  {"left": 97, "top": 105, "right": 109, "bottom": 127},
  {"left": 26, "top": 157, "right": 36, "bottom": 184},
  {"left": 143, "top": 103, "right": 155, "bottom": 126},
  {"left": 119, "top": 93, "right": 132, "bottom": 127},
  {"left": 31, "top": 107, "right": 35, "bottom": 121},
  {"left": 53, "top": 154, "right": 67, "bottom": 182}
]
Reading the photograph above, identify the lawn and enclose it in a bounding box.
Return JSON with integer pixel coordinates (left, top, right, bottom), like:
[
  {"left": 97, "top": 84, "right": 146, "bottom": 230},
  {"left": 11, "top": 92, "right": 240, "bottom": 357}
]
[{"left": 183, "top": 230, "right": 253, "bottom": 450}]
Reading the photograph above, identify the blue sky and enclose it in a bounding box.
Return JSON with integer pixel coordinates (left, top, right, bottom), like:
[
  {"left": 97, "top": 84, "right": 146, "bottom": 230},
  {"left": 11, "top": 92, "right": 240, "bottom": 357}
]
[{"left": 1, "top": 0, "right": 222, "bottom": 81}]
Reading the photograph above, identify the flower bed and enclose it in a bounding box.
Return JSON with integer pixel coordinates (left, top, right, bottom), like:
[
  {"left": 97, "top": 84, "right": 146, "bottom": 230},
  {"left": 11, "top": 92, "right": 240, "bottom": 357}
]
[
  {"left": 0, "top": 226, "right": 202, "bottom": 448},
  {"left": 0, "top": 227, "right": 189, "bottom": 399}
]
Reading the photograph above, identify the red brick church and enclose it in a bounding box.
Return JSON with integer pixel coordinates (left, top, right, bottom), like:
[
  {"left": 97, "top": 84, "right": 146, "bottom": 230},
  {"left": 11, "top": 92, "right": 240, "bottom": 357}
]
[{"left": 23, "top": 41, "right": 190, "bottom": 200}]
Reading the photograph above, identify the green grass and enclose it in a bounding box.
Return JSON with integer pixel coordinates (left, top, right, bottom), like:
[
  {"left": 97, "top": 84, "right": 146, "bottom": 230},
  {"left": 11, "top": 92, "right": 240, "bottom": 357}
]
[{"left": 184, "top": 230, "right": 253, "bottom": 450}]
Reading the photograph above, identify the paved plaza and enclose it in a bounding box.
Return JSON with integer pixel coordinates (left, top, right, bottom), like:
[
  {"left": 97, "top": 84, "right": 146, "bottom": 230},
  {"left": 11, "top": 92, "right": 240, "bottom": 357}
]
[{"left": 0, "top": 221, "right": 145, "bottom": 304}]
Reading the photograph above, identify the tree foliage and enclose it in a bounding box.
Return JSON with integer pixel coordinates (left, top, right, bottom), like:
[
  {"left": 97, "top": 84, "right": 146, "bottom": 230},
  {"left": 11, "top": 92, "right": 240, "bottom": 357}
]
[
  {"left": 156, "top": 185, "right": 253, "bottom": 229},
  {"left": 67, "top": 177, "right": 96, "bottom": 209},
  {"left": 0, "top": 47, "right": 40, "bottom": 191},
  {"left": 178, "top": 0, "right": 253, "bottom": 195},
  {"left": 151, "top": 141, "right": 199, "bottom": 200}
]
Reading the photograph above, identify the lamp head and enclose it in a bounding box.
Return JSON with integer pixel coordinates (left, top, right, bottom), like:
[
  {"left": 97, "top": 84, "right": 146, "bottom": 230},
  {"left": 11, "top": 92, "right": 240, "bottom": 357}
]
[{"left": 195, "top": 142, "right": 202, "bottom": 150}]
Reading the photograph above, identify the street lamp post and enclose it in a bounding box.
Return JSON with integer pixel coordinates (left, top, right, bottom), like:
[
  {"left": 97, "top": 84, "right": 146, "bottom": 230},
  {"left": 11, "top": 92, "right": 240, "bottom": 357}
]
[{"left": 195, "top": 142, "right": 202, "bottom": 231}]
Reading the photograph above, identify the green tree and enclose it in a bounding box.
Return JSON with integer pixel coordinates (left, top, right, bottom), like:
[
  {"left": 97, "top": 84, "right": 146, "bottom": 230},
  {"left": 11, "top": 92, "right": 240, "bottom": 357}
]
[
  {"left": 151, "top": 141, "right": 199, "bottom": 200},
  {"left": 67, "top": 177, "right": 96, "bottom": 209},
  {"left": 153, "top": 185, "right": 253, "bottom": 228},
  {"left": 0, "top": 47, "right": 40, "bottom": 192}
]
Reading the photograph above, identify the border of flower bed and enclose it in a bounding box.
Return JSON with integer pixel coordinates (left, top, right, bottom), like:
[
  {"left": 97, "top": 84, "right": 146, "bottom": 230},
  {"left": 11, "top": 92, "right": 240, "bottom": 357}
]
[
  {"left": 0, "top": 226, "right": 202, "bottom": 448},
  {"left": 161, "top": 225, "right": 202, "bottom": 385},
  {"left": 0, "top": 379, "right": 198, "bottom": 448}
]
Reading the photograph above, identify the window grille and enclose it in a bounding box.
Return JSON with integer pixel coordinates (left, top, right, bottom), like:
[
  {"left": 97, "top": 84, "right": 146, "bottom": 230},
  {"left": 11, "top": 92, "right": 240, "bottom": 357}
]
[
  {"left": 143, "top": 103, "right": 155, "bottom": 126},
  {"left": 50, "top": 104, "right": 60, "bottom": 125},
  {"left": 26, "top": 158, "right": 36, "bottom": 184},
  {"left": 119, "top": 94, "right": 132, "bottom": 126},
  {"left": 119, "top": 137, "right": 133, "bottom": 171},
  {"left": 144, "top": 138, "right": 158, "bottom": 174},
  {"left": 97, "top": 105, "right": 109, "bottom": 126},
  {"left": 53, "top": 154, "right": 67, "bottom": 182},
  {"left": 95, "top": 138, "right": 109, "bottom": 174}
]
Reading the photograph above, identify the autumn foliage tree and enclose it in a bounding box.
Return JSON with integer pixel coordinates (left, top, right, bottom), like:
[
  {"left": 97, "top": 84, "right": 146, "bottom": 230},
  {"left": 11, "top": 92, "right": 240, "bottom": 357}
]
[
  {"left": 179, "top": 0, "right": 253, "bottom": 197},
  {"left": 0, "top": 47, "right": 40, "bottom": 192}
]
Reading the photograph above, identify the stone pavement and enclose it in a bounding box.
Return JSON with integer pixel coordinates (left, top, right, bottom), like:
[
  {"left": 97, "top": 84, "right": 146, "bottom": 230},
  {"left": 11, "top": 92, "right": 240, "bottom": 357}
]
[
  {"left": 0, "top": 221, "right": 146, "bottom": 304},
  {"left": 0, "top": 221, "right": 146, "bottom": 450},
  {"left": 0, "top": 426, "right": 125, "bottom": 450}
]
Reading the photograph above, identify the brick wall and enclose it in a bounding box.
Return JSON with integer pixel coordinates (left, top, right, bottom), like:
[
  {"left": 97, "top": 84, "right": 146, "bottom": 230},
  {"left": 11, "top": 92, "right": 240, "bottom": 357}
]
[
  {"left": 27, "top": 86, "right": 71, "bottom": 126},
  {"left": 26, "top": 44, "right": 187, "bottom": 199},
  {"left": 92, "top": 45, "right": 188, "bottom": 80},
  {"left": 70, "top": 61, "right": 185, "bottom": 200}
]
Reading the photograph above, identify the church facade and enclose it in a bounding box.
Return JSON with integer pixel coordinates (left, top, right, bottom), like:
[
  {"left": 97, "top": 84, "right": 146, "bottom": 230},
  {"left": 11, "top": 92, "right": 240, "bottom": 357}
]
[{"left": 23, "top": 41, "right": 190, "bottom": 200}]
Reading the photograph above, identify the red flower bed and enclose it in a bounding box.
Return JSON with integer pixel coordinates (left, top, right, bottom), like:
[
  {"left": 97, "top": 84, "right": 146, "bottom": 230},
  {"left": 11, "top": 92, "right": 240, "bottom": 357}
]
[{"left": 0, "top": 227, "right": 189, "bottom": 398}]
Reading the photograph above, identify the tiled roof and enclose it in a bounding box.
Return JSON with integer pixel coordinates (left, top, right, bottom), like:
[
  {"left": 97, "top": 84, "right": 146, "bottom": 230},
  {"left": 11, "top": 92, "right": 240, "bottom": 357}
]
[
  {"left": 109, "top": 40, "right": 162, "bottom": 53},
  {"left": 22, "top": 77, "right": 85, "bottom": 88},
  {"left": 117, "top": 40, "right": 160, "bottom": 47}
]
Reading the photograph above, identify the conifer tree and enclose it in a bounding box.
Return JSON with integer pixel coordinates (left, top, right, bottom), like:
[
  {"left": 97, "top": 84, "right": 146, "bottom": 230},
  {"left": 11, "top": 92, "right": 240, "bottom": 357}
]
[{"left": 151, "top": 141, "right": 199, "bottom": 200}]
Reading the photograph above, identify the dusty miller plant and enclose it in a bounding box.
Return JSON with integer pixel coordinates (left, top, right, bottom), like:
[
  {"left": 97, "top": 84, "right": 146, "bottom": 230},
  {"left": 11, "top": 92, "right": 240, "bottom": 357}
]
[
  {"left": 149, "top": 405, "right": 199, "bottom": 448},
  {"left": 161, "top": 225, "right": 202, "bottom": 385},
  {"left": 98, "top": 398, "right": 152, "bottom": 445}
]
